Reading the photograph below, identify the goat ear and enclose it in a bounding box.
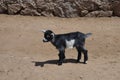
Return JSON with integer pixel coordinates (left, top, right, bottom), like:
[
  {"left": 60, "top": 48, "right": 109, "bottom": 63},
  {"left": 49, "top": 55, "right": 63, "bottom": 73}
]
[{"left": 41, "top": 30, "right": 46, "bottom": 33}]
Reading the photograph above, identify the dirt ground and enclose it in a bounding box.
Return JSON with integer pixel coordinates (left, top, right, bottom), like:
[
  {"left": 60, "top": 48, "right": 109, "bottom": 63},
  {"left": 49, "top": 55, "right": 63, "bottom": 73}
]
[{"left": 0, "top": 14, "right": 120, "bottom": 80}]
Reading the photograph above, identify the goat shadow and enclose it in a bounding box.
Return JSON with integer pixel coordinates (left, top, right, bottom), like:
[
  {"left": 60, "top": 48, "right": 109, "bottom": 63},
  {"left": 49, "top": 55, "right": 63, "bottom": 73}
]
[{"left": 32, "top": 59, "right": 84, "bottom": 67}]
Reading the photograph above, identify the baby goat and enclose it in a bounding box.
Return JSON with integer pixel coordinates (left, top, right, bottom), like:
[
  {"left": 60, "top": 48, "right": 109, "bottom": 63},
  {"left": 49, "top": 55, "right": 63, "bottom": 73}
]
[{"left": 42, "top": 30, "right": 92, "bottom": 65}]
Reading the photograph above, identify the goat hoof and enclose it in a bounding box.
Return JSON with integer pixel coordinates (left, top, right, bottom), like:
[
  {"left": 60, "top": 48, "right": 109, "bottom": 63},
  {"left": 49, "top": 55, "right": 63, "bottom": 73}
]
[
  {"left": 57, "top": 62, "right": 62, "bottom": 65},
  {"left": 76, "top": 60, "right": 80, "bottom": 63},
  {"left": 83, "top": 61, "right": 87, "bottom": 64},
  {"left": 58, "top": 63, "right": 62, "bottom": 66}
]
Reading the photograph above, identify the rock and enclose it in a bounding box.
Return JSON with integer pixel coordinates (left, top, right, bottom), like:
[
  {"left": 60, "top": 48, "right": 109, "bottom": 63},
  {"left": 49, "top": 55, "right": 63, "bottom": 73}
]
[
  {"left": 59, "top": 2, "right": 79, "bottom": 18},
  {"left": 86, "top": 10, "right": 113, "bottom": 17},
  {"left": 99, "top": 3, "right": 112, "bottom": 11},
  {"left": 41, "top": 11, "right": 54, "bottom": 17},
  {"left": 81, "top": 10, "right": 89, "bottom": 16},
  {"left": 0, "top": 0, "right": 7, "bottom": 13},
  {"left": 54, "top": 1, "right": 94, "bottom": 17},
  {"left": 3, "top": 0, "right": 19, "bottom": 4},
  {"left": 92, "top": 0, "right": 112, "bottom": 11},
  {"left": 53, "top": 5, "right": 65, "bottom": 17},
  {"left": 22, "top": 0, "right": 37, "bottom": 9},
  {"left": 111, "top": 1, "right": 120, "bottom": 17},
  {"left": 36, "top": 1, "right": 55, "bottom": 17},
  {"left": 0, "top": 7, "right": 3, "bottom": 13},
  {"left": 91, "top": 0, "right": 102, "bottom": 5},
  {"left": 74, "top": 0, "right": 99, "bottom": 12},
  {"left": 8, "top": 4, "right": 22, "bottom": 14},
  {"left": 20, "top": 8, "right": 41, "bottom": 16},
  {"left": 0, "top": 0, "right": 120, "bottom": 17},
  {"left": 0, "top": 5, "right": 6, "bottom": 13}
]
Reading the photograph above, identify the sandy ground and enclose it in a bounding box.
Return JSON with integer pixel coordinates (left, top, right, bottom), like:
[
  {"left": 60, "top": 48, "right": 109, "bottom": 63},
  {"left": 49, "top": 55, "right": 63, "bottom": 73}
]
[{"left": 0, "top": 14, "right": 120, "bottom": 80}]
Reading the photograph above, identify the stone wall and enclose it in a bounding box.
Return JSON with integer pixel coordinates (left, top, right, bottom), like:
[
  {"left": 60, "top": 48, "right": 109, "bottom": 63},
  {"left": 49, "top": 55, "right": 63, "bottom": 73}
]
[{"left": 0, "top": 0, "right": 120, "bottom": 17}]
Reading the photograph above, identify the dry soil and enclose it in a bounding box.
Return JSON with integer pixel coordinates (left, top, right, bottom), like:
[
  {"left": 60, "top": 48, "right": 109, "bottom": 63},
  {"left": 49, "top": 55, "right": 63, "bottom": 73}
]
[{"left": 0, "top": 14, "right": 120, "bottom": 80}]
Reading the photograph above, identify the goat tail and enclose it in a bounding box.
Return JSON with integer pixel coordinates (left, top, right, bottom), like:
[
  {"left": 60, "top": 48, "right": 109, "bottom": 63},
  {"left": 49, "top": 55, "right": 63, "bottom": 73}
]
[{"left": 85, "top": 33, "right": 92, "bottom": 38}]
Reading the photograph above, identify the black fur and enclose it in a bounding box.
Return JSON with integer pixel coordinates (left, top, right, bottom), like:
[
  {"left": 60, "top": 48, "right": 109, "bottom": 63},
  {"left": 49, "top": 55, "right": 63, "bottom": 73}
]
[{"left": 42, "top": 30, "right": 92, "bottom": 65}]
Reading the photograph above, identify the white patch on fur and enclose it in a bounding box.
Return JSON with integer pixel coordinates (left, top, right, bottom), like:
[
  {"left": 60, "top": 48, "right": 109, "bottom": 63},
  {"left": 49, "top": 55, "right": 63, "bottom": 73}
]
[{"left": 66, "top": 39, "right": 75, "bottom": 48}]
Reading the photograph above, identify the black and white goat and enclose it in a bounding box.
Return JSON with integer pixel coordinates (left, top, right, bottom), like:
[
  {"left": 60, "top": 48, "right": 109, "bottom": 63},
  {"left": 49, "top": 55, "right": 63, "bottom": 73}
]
[{"left": 42, "top": 30, "right": 92, "bottom": 65}]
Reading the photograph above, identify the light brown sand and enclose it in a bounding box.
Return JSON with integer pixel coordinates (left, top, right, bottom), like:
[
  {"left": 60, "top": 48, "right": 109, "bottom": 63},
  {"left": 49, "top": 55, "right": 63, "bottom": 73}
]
[{"left": 0, "top": 14, "right": 120, "bottom": 80}]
